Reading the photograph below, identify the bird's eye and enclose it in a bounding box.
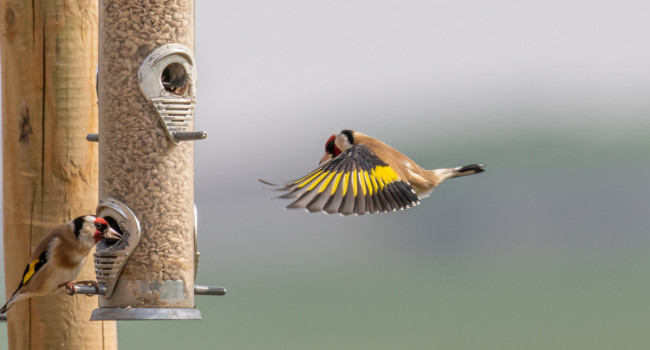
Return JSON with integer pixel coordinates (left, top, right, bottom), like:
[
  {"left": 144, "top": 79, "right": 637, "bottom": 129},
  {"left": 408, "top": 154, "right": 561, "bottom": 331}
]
[{"left": 95, "top": 223, "right": 106, "bottom": 230}]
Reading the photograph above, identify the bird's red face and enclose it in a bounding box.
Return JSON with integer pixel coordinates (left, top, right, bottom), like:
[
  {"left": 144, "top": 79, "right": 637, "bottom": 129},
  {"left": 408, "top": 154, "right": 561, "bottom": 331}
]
[
  {"left": 93, "top": 217, "right": 122, "bottom": 243},
  {"left": 319, "top": 134, "right": 342, "bottom": 164}
]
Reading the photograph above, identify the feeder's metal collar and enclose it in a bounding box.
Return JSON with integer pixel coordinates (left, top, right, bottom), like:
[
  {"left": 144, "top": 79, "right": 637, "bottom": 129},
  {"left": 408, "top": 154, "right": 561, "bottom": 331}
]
[{"left": 91, "top": 308, "right": 202, "bottom": 321}]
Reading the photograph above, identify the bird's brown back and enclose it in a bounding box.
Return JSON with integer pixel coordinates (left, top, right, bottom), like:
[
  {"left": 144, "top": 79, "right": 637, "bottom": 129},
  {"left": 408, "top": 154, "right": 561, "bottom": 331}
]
[{"left": 353, "top": 133, "right": 440, "bottom": 194}]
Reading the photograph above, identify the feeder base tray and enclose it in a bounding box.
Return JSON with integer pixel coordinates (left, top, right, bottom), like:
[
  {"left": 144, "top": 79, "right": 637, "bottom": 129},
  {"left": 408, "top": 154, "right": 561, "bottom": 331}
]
[{"left": 90, "top": 307, "right": 202, "bottom": 320}]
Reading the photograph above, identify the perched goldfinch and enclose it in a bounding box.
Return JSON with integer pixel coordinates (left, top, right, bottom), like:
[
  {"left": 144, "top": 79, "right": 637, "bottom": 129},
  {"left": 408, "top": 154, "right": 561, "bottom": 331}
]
[
  {"left": 263, "top": 129, "right": 485, "bottom": 215},
  {"left": 0, "top": 215, "right": 121, "bottom": 313}
]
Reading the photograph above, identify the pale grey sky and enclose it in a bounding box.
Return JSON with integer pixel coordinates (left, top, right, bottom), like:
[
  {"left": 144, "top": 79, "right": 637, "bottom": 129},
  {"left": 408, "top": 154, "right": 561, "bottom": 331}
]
[{"left": 193, "top": 0, "right": 650, "bottom": 181}]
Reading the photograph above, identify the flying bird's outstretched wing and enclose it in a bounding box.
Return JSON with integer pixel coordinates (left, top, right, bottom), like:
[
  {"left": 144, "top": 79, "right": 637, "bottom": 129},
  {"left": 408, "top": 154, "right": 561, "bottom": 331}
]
[{"left": 263, "top": 144, "right": 420, "bottom": 215}]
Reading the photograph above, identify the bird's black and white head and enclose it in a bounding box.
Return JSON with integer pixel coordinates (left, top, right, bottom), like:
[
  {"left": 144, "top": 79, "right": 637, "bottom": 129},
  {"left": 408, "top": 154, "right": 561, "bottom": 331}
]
[
  {"left": 335, "top": 129, "right": 356, "bottom": 152},
  {"left": 72, "top": 215, "right": 121, "bottom": 245},
  {"left": 319, "top": 129, "right": 357, "bottom": 165}
]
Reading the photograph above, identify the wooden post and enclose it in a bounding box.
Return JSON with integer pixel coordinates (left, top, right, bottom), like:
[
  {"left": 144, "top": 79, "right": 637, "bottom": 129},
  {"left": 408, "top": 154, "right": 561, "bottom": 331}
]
[{"left": 2, "top": 0, "right": 117, "bottom": 348}]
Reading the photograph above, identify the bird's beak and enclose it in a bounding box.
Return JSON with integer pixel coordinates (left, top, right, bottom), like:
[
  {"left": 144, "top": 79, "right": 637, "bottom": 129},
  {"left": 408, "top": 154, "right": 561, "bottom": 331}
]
[
  {"left": 319, "top": 152, "right": 333, "bottom": 165},
  {"left": 103, "top": 226, "right": 122, "bottom": 240}
]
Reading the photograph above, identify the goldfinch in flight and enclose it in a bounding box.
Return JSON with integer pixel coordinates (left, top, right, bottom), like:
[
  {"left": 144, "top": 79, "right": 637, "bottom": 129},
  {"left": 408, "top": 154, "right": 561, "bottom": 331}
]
[
  {"left": 0, "top": 215, "right": 121, "bottom": 314},
  {"left": 263, "top": 129, "right": 485, "bottom": 215}
]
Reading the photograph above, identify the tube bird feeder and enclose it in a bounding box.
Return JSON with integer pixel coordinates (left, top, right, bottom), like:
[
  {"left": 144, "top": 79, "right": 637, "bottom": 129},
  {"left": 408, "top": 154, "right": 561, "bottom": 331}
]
[{"left": 83, "top": 0, "right": 223, "bottom": 320}]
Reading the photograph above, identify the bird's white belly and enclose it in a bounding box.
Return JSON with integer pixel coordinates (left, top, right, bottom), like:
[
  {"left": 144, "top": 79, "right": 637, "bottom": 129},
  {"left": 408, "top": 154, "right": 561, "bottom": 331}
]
[
  {"left": 418, "top": 188, "right": 434, "bottom": 198},
  {"left": 43, "top": 260, "right": 87, "bottom": 293}
]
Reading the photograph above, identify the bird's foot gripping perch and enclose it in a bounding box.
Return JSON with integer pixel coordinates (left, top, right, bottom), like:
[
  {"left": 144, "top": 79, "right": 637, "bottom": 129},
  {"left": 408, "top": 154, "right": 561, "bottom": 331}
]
[{"left": 64, "top": 280, "right": 105, "bottom": 296}]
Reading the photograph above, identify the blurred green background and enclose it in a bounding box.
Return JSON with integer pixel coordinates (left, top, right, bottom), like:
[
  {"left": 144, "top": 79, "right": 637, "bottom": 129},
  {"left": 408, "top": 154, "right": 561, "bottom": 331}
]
[{"left": 2, "top": 0, "right": 650, "bottom": 349}]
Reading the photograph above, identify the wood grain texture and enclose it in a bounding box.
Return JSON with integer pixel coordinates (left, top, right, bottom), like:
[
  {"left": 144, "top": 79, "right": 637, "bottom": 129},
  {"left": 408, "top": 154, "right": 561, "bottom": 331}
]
[{"left": 2, "top": 0, "right": 117, "bottom": 348}]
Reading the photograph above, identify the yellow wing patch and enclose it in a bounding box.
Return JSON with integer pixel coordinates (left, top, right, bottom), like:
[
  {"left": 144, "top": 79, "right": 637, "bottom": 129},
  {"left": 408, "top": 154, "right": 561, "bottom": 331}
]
[
  {"left": 22, "top": 259, "right": 40, "bottom": 285},
  {"left": 306, "top": 172, "right": 328, "bottom": 191},
  {"left": 342, "top": 172, "right": 350, "bottom": 196},
  {"left": 297, "top": 166, "right": 400, "bottom": 198},
  {"left": 363, "top": 171, "right": 373, "bottom": 195},
  {"left": 370, "top": 175, "right": 379, "bottom": 193},
  {"left": 330, "top": 172, "right": 343, "bottom": 195},
  {"left": 358, "top": 170, "right": 367, "bottom": 196},
  {"left": 318, "top": 172, "right": 336, "bottom": 193},
  {"left": 295, "top": 170, "right": 324, "bottom": 188},
  {"left": 373, "top": 165, "right": 399, "bottom": 183}
]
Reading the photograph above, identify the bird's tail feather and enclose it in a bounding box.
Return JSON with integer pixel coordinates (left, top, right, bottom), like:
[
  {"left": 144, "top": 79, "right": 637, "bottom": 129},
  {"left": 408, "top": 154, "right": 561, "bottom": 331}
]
[
  {"left": 1, "top": 289, "right": 25, "bottom": 314},
  {"left": 1, "top": 300, "right": 10, "bottom": 314},
  {"left": 450, "top": 164, "right": 485, "bottom": 178},
  {"left": 428, "top": 164, "right": 485, "bottom": 187}
]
